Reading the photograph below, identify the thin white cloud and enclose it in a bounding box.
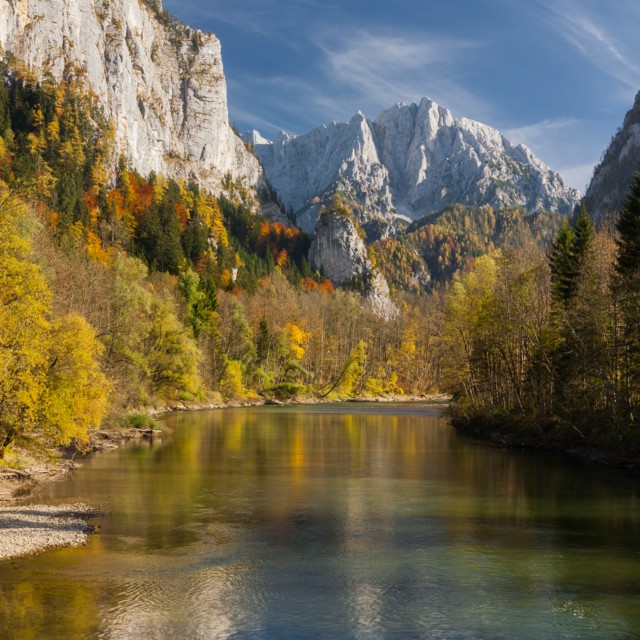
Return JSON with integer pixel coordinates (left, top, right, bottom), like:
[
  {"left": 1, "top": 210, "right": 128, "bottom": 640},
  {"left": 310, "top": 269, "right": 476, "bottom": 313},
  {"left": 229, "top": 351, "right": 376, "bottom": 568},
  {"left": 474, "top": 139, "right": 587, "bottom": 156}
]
[
  {"left": 227, "top": 30, "right": 494, "bottom": 140},
  {"left": 505, "top": 118, "right": 582, "bottom": 148},
  {"left": 164, "top": 0, "right": 339, "bottom": 38},
  {"left": 313, "top": 29, "right": 493, "bottom": 123},
  {"left": 227, "top": 103, "right": 288, "bottom": 138},
  {"left": 538, "top": 0, "right": 640, "bottom": 90},
  {"left": 230, "top": 74, "right": 354, "bottom": 132}
]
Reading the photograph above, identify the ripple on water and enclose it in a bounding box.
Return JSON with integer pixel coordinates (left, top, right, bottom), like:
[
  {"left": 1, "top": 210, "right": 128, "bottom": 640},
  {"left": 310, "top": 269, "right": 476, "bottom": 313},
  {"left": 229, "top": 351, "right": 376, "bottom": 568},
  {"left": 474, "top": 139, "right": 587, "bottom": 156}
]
[{"left": 4, "top": 404, "right": 640, "bottom": 640}]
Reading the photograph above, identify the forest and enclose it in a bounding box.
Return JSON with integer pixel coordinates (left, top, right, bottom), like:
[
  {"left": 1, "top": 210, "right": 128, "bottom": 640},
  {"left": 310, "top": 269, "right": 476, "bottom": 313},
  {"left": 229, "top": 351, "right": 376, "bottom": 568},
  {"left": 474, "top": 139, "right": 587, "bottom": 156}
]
[
  {"left": 2, "top": 54, "right": 640, "bottom": 467},
  {"left": 441, "top": 198, "right": 640, "bottom": 457},
  {"left": 0, "top": 60, "right": 439, "bottom": 461}
]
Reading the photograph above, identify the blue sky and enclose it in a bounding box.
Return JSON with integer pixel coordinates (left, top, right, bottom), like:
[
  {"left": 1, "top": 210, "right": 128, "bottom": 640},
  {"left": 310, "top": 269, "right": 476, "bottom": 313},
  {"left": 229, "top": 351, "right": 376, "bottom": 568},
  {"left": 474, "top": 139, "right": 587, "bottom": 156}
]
[{"left": 163, "top": 0, "right": 640, "bottom": 191}]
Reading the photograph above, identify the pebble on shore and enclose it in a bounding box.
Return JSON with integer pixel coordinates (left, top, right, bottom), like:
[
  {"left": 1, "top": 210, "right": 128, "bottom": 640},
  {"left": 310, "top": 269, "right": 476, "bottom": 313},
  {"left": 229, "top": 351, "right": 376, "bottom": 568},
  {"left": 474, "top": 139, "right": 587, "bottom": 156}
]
[{"left": 0, "top": 504, "right": 96, "bottom": 560}]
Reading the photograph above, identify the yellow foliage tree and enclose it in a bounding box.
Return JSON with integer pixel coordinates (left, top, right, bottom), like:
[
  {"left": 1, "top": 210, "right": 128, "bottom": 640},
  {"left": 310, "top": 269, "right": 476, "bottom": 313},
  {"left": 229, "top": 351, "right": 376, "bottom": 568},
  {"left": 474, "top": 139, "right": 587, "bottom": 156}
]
[
  {"left": 42, "top": 314, "right": 111, "bottom": 447},
  {"left": 284, "top": 322, "right": 311, "bottom": 361},
  {"left": 338, "top": 340, "right": 367, "bottom": 397},
  {"left": 0, "top": 191, "right": 109, "bottom": 458},
  {"left": 219, "top": 359, "right": 246, "bottom": 399},
  {"left": 144, "top": 295, "right": 202, "bottom": 400},
  {"left": 0, "top": 195, "right": 50, "bottom": 457},
  {"left": 442, "top": 253, "right": 499, "bottom": 406}
]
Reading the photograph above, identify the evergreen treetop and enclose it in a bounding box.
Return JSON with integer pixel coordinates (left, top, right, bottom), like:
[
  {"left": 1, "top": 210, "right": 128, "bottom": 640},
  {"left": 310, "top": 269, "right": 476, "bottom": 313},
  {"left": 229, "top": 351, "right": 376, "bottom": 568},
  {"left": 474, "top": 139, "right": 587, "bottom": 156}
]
[{"left": 616, "top": 168, "right": 640, "bottom": 278}]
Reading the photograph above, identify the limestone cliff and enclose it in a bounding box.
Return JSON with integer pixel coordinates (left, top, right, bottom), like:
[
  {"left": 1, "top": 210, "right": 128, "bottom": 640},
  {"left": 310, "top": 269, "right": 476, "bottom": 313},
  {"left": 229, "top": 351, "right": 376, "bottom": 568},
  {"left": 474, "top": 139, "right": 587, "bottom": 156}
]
[
  {"left": 309, "top": 210, "right": 397, "bottom": 319},
  {"left": 582, "top": 92, "right": 640, "bottom": 223},
  {"left": 0, "top": 0, "right": 262, "bottom": 191},
  {"left": 255, "top": 98, "right": 580, "bottom": 234}
]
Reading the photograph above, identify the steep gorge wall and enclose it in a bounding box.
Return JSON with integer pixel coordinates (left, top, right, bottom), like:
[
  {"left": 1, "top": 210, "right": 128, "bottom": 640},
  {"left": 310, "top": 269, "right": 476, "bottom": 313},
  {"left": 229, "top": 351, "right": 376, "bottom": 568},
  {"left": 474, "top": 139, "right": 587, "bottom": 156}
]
[
  {"left": 0, "top": 0, "right": 262, "bottom": 191},
  {"left": 583, "top": 91, "right": 640, "bottom": 223}
]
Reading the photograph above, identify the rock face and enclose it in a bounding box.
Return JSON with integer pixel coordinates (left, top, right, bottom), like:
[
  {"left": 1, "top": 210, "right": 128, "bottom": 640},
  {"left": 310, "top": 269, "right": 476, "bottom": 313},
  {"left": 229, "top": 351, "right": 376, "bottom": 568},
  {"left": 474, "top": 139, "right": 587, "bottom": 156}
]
[
  {"left": 310, "top": 211, "right": 397, "bottom": 319},
  {"left": 583, "top": 92, "right": 640, "bottom": 223},
  {"left": 0, "top": 0, "right": 262, "bottom": 191},
  {"left": 309, "top": 212, "right": 370, "bottom": 285},
  {"left": 254, "top": 98, "right": 580, "bottom": 233}
]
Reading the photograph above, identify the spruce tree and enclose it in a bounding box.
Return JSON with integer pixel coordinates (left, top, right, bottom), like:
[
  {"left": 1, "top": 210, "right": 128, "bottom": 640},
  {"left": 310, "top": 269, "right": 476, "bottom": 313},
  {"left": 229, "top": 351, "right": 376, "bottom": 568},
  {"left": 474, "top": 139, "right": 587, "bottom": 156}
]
[
  {"left": 181, "top": 215, "right": 208, "bottom": 265},
  {"left": 549, "top": 209, "right": 593, "bottom": 305},
  {"left": 548, "top": 209, "right": 595, "bottom": 416},
  {"left": 549, "top": 222, "right": 575, "bottom": 304},
  {"left": 616, "top": 168, "right": 640, "bottom": 278},
  {"left": 572, "top": 207, "right": 594, "bottom": 269},
  {"left": 615, "top": 167, "right": 640, "bottom": 410}
]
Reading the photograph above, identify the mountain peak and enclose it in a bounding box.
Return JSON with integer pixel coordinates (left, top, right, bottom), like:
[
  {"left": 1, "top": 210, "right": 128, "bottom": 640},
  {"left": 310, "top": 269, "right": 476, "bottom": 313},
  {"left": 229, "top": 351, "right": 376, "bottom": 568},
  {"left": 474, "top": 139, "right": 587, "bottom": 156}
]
[
  {"left": 245, "top": 130, "right": 272, "bottom": 146},
  {"left": 253, "top": 99, "right": 580, "bottom": 234},
  {"left": 349, "top": 111, "right": 368, "bottom": 127}
]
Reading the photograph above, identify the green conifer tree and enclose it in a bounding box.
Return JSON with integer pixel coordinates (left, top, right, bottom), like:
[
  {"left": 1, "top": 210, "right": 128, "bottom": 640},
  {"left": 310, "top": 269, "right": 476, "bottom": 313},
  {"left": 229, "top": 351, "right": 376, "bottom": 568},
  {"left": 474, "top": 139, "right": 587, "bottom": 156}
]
[
  {"left": 549, "top": 222, "right": 575, "bottom": 304},
  {"left": 616, "top": 169, "right": 640, "bottom": 278},
  {"left": 614, "top": 168, "right": 640, "bottom": 411},
  {"left": 572, "top": 207, "right": 594, "bottom": 271}
]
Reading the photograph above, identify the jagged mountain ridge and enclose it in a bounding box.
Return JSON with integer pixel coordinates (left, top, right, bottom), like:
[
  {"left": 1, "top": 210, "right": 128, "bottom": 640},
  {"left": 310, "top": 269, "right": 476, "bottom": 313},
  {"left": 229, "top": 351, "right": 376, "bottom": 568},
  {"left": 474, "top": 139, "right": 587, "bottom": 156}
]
[
  {"left": 582, "top": 91, "right": 640, "bottom": 223},
  {"left": 0, "top": 0, "right": 262, "bottom": 192},
  {"left": 253, "top": 98, "right": 581, "bottom": 234}
]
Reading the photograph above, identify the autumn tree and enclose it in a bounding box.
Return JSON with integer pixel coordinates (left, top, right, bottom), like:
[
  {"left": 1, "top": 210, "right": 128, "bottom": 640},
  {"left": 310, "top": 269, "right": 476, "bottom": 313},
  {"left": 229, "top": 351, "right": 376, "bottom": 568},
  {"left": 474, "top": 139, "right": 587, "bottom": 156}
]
[
  {"left": 0, "top": 190, "right": 108, "bottom": 458},
  {"left": 337, "top": 340, "right": 367, "bottom": 397}
]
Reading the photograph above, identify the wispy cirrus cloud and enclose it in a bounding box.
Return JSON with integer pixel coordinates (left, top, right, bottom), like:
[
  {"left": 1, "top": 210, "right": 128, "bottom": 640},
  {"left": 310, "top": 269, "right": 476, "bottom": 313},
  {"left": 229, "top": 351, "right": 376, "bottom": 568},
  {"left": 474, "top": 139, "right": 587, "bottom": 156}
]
[
  {"left": 228, "top": 29, "right": 490, "bottom": 138},
  {"left": 557, "top": 163, "right": 597, "bottom": 193},
  {"left": 538, "top": 0, "right": 640, "bottom": 91},
  {"left": 164, "top": 0, "right": 340, "bottom": 38},
  {"left": 316, "top": 30, "right": 488, "bottom": 120},
  {"left": 505, "top": 118, "right": 582, "bottom": 147}
]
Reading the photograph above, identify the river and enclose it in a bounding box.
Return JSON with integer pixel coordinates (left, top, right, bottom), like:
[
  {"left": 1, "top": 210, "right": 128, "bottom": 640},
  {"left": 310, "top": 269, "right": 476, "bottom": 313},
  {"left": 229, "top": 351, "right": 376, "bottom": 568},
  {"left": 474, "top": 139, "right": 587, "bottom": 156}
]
[{"left": 1, "top": 403, "right": 640, "bottom": 639}]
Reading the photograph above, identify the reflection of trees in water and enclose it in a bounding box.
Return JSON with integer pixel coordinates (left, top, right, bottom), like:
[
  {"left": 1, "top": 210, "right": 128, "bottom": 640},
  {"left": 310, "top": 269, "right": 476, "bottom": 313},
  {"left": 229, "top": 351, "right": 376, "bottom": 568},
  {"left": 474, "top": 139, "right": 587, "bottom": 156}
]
[{"left": 3, "top": 406, "right": 640, "bottom": 638}]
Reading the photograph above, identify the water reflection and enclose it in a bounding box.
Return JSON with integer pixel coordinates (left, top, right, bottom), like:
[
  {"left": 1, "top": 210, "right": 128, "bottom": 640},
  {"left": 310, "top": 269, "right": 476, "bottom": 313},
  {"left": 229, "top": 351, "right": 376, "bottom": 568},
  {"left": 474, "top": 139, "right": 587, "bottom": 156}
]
[{"left": 1, "top": 404, "right": 640, "bottom": 639}]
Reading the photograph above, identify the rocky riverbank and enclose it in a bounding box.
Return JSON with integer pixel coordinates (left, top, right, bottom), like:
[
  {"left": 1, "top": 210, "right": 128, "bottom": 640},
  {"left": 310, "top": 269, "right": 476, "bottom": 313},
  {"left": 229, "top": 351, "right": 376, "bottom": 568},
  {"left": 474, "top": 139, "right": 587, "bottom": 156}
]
[{"left": 0, "top": 504, "right": 98, "bottom": 560}]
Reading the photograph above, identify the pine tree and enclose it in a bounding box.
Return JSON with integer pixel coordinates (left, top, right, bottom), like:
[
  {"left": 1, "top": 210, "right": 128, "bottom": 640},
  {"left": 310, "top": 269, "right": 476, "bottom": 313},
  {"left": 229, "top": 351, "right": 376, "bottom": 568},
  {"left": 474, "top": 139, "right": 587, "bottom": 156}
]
[
  {"left": 549, "top": 209, "right": 593, "bottom": 305},
  {"left": 616, "top": 168, "right": 640, "bottom": 278},
  {"left": 572, "top": 207, "right": 594, "bottom": 269},
  {"left": 137, "top": 195, "right": 185, "bottom": 274},
  {"left": 181, "top": 214, "right": 208, "bottom": 265},
  {"left": 549, "top": 222, "right": 575, "bottom": 304},
  {"left": 614, "top": 167, "right": 640, "bottom": 412},
  {"left": 547, "top": 209, "right": 595, "bottom": 414}
]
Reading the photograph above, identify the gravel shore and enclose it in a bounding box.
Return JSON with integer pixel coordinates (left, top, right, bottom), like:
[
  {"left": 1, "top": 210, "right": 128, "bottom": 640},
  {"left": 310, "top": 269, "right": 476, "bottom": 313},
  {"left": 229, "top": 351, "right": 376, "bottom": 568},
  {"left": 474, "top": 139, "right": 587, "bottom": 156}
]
[{"left": 0, "top": 504, "right": 97, "bottom": 560}]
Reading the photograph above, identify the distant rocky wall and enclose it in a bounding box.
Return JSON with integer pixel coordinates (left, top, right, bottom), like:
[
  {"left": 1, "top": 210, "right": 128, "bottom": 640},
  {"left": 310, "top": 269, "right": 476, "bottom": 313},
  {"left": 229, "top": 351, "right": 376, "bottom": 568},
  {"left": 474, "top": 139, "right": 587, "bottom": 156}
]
[
  {"left": 310, "top": 210, "right": 397, "bottom": 319},
  {"left": 255, "top": 98, "right": 580, "bottom": 232},
  {"left": 582, "top": 91, "right": 640, "bottom": 223}
]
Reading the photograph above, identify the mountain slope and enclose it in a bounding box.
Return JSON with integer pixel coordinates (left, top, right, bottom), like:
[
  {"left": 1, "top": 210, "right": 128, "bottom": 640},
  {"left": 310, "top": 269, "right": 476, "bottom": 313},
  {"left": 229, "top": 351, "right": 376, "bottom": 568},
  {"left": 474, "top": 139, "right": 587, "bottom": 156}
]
[
  {"left": 373, "top": 205, "right": 563, "bottom": 292},
  {"left": 0, "top": 0, "right": 262, "bottom": 192},
  {"left": 582, "top": 91, "right": 640, "bottom": 223},
  {"left": 254, "top": 98, "right": 580, "bottom": 234}
]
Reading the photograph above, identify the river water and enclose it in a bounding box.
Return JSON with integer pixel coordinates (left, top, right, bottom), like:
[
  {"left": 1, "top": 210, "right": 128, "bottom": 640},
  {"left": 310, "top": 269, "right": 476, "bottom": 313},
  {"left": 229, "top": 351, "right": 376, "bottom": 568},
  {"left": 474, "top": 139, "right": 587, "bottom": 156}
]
[{"left": 1, "top": 403, "right": 640, "bottom": 639}]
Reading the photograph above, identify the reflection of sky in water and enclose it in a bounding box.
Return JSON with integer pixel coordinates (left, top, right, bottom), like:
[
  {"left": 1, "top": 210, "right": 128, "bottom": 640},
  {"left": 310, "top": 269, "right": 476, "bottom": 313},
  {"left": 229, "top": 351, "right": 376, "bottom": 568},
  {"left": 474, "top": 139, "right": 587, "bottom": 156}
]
[{"left": 1, "top": 404, "right": 640, "bottom": 639}]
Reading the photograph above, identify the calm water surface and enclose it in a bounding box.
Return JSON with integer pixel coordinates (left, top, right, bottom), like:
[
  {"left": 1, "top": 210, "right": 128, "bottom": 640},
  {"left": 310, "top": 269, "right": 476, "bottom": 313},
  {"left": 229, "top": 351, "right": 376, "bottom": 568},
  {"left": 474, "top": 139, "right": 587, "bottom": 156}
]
[{"left": 1, "top": 403, "right": 640, "bottom": 639}]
